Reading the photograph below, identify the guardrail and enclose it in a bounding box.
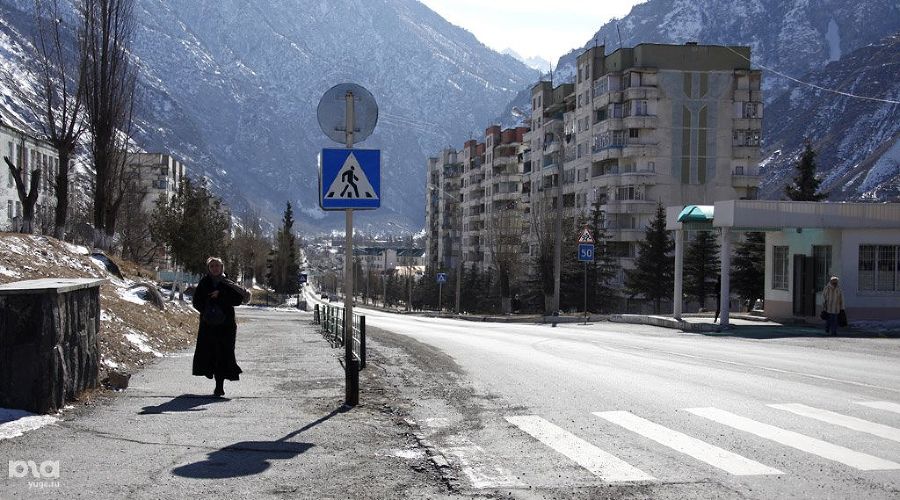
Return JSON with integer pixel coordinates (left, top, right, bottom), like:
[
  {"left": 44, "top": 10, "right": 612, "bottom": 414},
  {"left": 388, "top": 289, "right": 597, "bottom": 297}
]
[{"left": 313, "top": 303, "right": 366, "bottom": 369}]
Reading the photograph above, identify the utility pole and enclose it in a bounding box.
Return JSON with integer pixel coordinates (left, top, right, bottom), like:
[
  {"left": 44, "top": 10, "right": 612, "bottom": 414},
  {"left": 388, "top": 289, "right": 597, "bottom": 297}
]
[{"left": 551, "top": 131, "right": 564, "bottom": 315}]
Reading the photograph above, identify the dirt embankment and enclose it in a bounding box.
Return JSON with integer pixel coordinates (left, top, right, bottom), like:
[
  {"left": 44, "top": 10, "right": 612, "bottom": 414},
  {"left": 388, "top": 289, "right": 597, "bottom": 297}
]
[{"left": 0, "top": 233, "right": 198, "bottom": 383}]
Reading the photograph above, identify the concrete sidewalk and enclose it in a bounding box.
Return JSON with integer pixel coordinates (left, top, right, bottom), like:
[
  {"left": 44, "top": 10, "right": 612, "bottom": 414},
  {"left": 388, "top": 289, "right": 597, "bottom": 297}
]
[{"left": 0, "top": 308, "right": 447, "bottom": 499}]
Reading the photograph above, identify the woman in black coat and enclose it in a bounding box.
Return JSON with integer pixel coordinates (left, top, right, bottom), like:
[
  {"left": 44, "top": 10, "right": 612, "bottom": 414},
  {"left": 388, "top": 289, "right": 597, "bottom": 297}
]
[{"left": 192, "top": 257, "right": 246, "bottom": 396}]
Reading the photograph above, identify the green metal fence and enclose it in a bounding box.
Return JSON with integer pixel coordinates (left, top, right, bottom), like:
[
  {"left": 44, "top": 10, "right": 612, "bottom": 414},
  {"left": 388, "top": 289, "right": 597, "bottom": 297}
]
[{"left": 313, "top": 303, "right": 366, "bottom": 369}]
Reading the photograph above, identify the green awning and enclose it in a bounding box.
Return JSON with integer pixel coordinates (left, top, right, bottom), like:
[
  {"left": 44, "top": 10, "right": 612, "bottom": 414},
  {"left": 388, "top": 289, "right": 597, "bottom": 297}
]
[{"left": 677, "top": 205, "right": 715, "bottom": 223}]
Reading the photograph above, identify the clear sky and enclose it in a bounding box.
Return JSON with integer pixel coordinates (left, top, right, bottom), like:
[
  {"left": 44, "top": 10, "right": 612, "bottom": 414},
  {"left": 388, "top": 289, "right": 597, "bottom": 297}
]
[{"left": 418, "top": 1, "right": 646, "bottom": 66}]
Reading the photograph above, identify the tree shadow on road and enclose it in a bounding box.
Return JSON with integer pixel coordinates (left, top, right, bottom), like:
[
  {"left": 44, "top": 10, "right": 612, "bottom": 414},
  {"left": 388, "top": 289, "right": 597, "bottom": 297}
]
[
  {"left": 139, "top": 394, "right": 230, "bottom": 414},
  {"left": 171, "top": 405, "right": 350, "bottom": 479}
]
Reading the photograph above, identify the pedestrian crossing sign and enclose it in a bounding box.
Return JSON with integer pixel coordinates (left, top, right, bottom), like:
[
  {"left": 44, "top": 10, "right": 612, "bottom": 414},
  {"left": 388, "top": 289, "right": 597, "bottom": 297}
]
[
  {"left": 319, "top": 148, "right": 381, "bottom": 210},
  {"left": 577, "top": 226, "right": 594, "bottom": 244}
]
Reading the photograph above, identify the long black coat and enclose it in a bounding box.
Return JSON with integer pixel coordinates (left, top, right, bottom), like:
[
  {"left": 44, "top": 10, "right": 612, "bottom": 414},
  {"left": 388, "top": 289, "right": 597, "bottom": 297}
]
[{"left": 192, "top": 275, "right": 244, "bottom": 380}]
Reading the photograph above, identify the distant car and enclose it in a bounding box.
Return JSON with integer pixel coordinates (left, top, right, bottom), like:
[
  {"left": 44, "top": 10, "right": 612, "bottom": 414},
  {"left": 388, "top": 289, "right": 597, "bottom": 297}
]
[{"left": 321, "top": 293, "right": 328, "bottom": 299}]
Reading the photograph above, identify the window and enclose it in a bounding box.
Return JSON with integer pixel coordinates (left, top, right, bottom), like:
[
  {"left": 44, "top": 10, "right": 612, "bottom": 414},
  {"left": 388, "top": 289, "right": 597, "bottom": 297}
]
[
  {"left": 859, "top": 245, "right": 898, "bottom": 292},
  {"left": 6, "top": 201, "right": 11, "bottom": 220},
  {"left": 629, "top": 128, "right": 639, "bottom": 139},
  {"left": 773, "top": 246, "right": 789, "bottom": 290},
  {"left": 635, "top": 100, "right": 648, "bottom": 116},
  {"left": 813, "top": 245, "right": 832, "bottom": 291},
  {"left": 743, "top": 102, "right": 761, "bottom": 118}
]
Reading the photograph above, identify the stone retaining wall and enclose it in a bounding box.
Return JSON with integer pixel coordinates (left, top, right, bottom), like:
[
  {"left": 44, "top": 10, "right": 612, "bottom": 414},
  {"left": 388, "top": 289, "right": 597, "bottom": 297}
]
[{"left": 0, "top": 279, "right": 104, "bottom": 413}]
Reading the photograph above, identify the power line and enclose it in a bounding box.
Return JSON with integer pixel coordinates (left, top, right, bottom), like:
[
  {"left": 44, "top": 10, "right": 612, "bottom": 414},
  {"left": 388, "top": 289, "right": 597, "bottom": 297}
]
[{"left": 724, "top": 45, "right": 900, "bottom": 105}]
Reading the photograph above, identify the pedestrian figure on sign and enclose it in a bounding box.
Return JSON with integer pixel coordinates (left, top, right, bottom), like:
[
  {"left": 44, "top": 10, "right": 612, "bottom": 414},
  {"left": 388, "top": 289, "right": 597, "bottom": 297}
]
[
  {"left": 822, "top": 276, "right": 844, "bottom": 336},
  {"left": 192, "top": 257, "right": 251, "bottom": 397},
  {"left": 341, "top": 166, "right": 360, "bottom": 198}
]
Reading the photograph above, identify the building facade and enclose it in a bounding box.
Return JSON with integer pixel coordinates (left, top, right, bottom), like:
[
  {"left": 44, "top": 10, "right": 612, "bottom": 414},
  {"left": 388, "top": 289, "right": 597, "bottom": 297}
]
[
  {"left": 525, "top": 42, "right": 762, "bottom": 284},
  {"left": 1, "top": 122, "right": 66, "bottom": 234},
  {"left": 426, "top": 42, "right": 763, "bottom": 292},
  {"left": 125, "top": 153, "right": 186, "bottom": 215}
]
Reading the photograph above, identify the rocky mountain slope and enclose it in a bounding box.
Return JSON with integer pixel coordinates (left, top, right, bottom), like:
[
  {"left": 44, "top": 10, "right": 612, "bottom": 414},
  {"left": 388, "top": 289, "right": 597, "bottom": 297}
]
[
  {"left": 761, "top": 34, "right": 899, "bottom": 201},
  {"left": 499, "top": 0, "right": 899, "bottom": 202},
  {"left": 0, "top": 0, "right": 538, "bottom": 231}
]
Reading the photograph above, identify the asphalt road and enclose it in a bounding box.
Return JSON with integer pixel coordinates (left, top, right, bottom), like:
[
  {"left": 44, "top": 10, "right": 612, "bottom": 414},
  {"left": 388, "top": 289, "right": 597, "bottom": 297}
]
[{"left": 352, "top": 303, "right": 900, "bottom": 499}]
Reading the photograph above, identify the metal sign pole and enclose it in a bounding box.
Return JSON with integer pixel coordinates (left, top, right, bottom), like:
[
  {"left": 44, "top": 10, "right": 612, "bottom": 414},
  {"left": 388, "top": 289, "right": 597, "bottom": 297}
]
[
  {"left": 344, "top": 91, "right": 359, "bottom": 406},
  {"left": 584, "top": 261, "right": 588, "bottom": 325}
]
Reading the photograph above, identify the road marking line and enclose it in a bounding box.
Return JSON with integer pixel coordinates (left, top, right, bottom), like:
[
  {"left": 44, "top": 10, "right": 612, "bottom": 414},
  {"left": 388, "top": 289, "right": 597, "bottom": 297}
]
[
  {"left": 686, "top": 407, "right": 900, "bottom": 471},
  {"left": 593, "top": 411, "right": 782, "bottom": 476},
  {"left": 769, "top": 404, "right": 900, "bottom": 443},
  {"left": 856, "top": 401, "right": 900, "bottom": 415},
  {"left": 504, "top": 415, "right": 654, "bottom": 482}
]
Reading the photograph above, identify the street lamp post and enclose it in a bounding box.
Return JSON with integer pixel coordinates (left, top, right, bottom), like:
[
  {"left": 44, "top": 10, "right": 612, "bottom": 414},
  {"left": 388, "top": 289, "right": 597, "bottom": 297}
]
[{"left": 545, "top": 131, "right": 565, "bottom": 316}]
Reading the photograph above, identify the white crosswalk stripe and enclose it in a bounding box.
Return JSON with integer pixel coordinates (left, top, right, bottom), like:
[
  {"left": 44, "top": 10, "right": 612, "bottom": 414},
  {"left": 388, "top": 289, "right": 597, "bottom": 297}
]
[
  {"left": 505, "top": 415, "right": 655, "bottom": 482},
  {"left": 856, "top": 401, "right": 900, "bottom": 415},
  {"left": 686, "top": 407, "right": 900, "bottom": 471},
  {"left": 770, "top": 403, "right": 900, "bottom": 443},
  {"left": 594, "top": 411, "right": 783, "bottom": 476}
]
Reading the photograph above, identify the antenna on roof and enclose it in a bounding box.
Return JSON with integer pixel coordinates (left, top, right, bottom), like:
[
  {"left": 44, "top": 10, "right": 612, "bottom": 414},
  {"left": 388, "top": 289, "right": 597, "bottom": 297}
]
[{"left": 616, "top": 22, "right": 623, "bottom": 49}]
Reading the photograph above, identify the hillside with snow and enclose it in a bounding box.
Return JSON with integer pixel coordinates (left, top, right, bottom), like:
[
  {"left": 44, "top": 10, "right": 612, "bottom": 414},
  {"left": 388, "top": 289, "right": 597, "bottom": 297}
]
[{"left": 0, "top": 0, "right": 539, "bottom": 232}]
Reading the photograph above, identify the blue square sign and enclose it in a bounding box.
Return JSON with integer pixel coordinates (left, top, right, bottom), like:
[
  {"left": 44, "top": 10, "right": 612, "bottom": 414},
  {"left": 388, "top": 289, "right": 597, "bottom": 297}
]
[
  {"left": 436, "top": 273, "right": 448, "bottom": 284},
  {"left": 578, "top": 244, "right": 594, "bottom": 262},
  {"left": 319, "top": 148, "right": 381, "bottom": 210}
]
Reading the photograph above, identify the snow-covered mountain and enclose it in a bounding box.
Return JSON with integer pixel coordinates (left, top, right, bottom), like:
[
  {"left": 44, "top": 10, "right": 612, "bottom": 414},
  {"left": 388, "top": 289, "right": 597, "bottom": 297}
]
[
  {"left": 497, "top": 0, "right": 899, "bottom": 202},
  {"left": 0, "top": 0, "right": 539, "bottom": 231},
  {"left": 502, "top": 48, "right": 551, "bottom": 72},
  {"left": 761, "top": 34, "right": 900, "bottom": 201}
]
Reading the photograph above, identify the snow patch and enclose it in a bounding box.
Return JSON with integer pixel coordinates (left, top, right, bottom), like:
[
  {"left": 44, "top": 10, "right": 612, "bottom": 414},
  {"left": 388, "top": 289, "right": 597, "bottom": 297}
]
[
  {"left": 860, "top": 138, "right": 900, "bottom": 192},
  {"left": 0, "top": 408, "right": 59, "bottom": 440},
  {"left": 825, "top": 19, "right": 842, "bottom": 62},
  {"left": 117, "top": 287, "right": 147, "bottom": 305},
  {"left": 124, "top": 330, "right": 162, "bottom": 357},
  {"left": 0, "top": 265, "right": 20, "bottom": 277}
]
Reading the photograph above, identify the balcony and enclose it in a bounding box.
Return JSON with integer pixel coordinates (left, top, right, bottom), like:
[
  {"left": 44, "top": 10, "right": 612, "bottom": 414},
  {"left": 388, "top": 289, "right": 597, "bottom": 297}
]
[
  {"left": 594, "top": 91, "right": 622, "bottom": 109},
  {"left": 602, "top": 200, "right": 657, "bottom": 215},
  {"left": 593, "top": 117, "right": 623, "bottom": 134},
  {"left": 734, "top": 89, "right": 763, "bottom": 102},
  {"left": 624, "top": 87, "right": 659, "bottom": 101},
  {"left": 591, "top": 145, "right": 623, "bottom": 160},
  {"left": 623, "top": 115, "right": 658, "bottom": 129}
]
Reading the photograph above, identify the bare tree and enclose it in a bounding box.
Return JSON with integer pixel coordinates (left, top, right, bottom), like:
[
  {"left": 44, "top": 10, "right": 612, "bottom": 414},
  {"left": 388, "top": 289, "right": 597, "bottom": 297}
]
[
  {"left": 487, "top": 201, "right": 523, "bottom": 313},
  {"left": 33, "top": 0, "right": 86, "bottom": 240},
  {"left": 79, "top": 0, "right": 138, "bottom": 250},
  {"left": 2, "top": 133, "right": 42, "bottom": 233}
]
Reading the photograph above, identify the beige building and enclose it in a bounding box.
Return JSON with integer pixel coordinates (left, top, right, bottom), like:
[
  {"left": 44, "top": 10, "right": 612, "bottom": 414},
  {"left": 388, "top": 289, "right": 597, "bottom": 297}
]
[
  {"left": 526, "top": 42, "right": 762, "bottom": 284},
  {"left": 1, "top": 122, "right": 66, "bottom": 234},
  {"left": 427, "top": 42, "right": 763, "bottom": 293},
  {"left": 125, "top": 153, "right": 186, "bottom": 215}
]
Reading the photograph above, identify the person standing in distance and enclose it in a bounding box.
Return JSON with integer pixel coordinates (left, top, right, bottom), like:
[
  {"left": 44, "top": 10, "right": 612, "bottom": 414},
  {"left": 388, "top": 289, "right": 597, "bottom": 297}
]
[
  {"left": 192, "top": 256, "right": 249, "bottom": 396},
  {"left": 822, "top": 276, "right": 844, "bottom": 336}
]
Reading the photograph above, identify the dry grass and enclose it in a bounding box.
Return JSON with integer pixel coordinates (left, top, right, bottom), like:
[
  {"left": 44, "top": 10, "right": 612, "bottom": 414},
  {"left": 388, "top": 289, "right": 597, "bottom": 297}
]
[{"left": 0, "top": 233, "right": 199, "bottom": 381}]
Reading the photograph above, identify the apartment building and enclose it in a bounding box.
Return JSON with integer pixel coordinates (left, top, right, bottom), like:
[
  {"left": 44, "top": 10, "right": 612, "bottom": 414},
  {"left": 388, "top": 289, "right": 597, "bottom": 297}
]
[
  {"left": 125, "top": 153, "right": 186, "bottom": 214},
  {"left": 1, "top": 122, "right": 66, "bottom": 233},
  {"left": 425, "top": 148, "right": 462, "bottom": 271},
  {"left": 527, "top": 42, "right": 762, "bottom": 283},
  {"left": 426, "top": 42, "right": 762, "bottom": 291}
]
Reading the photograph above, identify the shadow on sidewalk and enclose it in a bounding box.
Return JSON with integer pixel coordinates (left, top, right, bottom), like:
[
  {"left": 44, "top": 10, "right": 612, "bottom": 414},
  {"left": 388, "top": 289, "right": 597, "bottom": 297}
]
[
  {"left": 172, "top": 405, "right": 350, "bottom": 479},
  {"left": 139, "top": 394, "right": 230, "bottom": 414}
]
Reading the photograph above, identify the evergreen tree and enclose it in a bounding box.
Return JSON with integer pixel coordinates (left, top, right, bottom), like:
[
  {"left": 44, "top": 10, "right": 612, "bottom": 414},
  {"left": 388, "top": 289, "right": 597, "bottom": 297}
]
[
  {"left": 150, "top": 178, "right": 231, "bottom": 275},
  {"left": 625, "top": 203, "right": 674, "bottom": 313},
  {"left": 271, "top": 202, "right": 300, "bottom": 294},
  {"left": 731, "top": 232, "right": 766, "bottom": 311},
  {"left": 785, "top": 141, "right": 827, "bottom": 201},
  {"left": 585, "top": 199, "right": 618, "bottom": 313},
  {"left": 684, "top": 231, "right": 720, "bottom": 308}
]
